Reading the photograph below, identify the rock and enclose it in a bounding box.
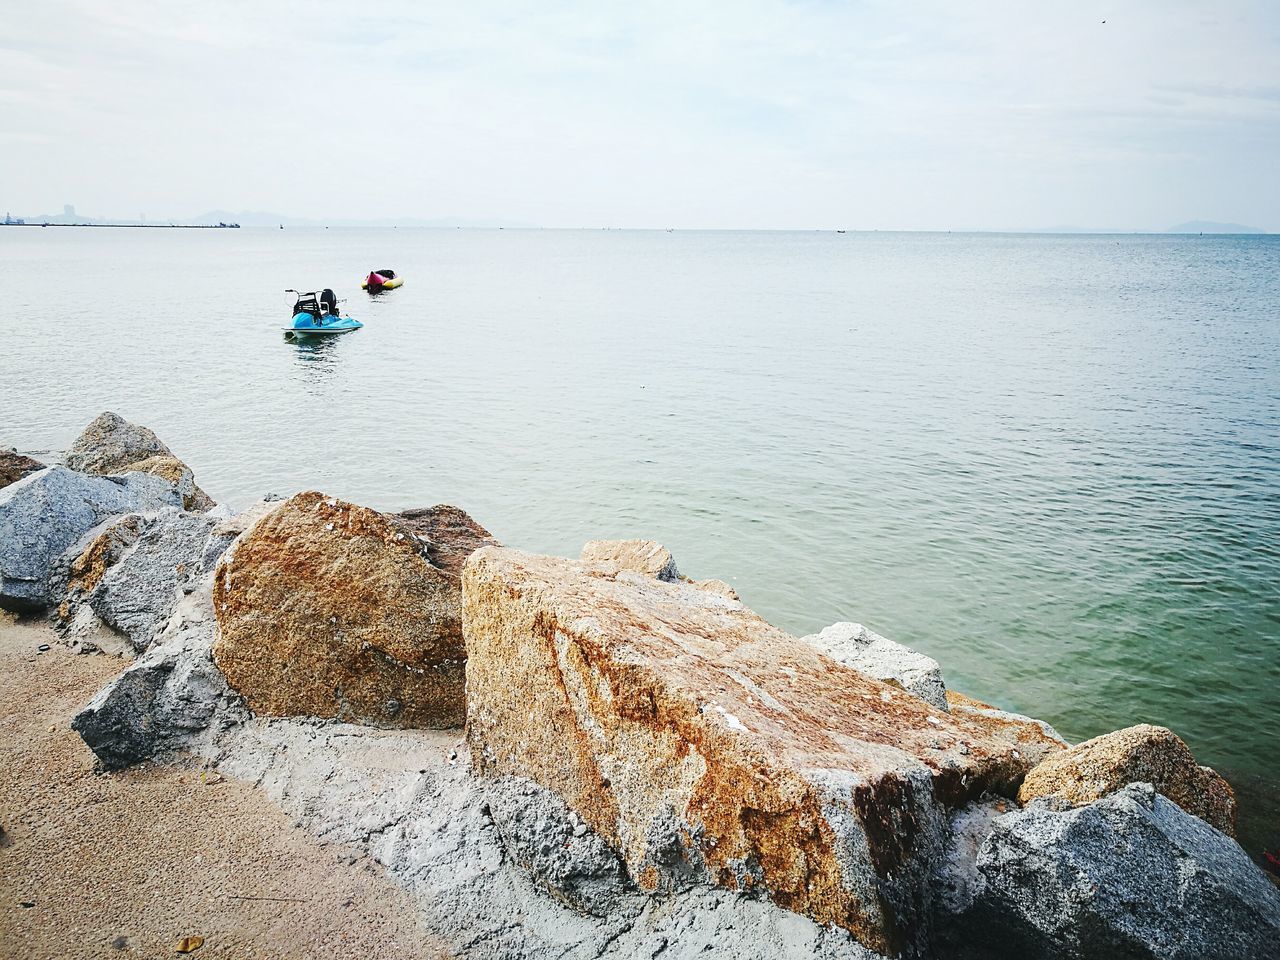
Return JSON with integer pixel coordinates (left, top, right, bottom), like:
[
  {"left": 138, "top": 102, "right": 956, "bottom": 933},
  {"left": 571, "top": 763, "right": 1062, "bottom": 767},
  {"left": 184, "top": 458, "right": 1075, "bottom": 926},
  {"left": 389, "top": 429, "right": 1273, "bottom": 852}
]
[
  {"left": 931, "top": 796, "right": 1014, "bottom": 920},
  {"left": 73, "top": 590, "right": 246, "bottom": 770},
  {"left": 580, "top": 538, "right": 680, "bottom": 581},
  {"left": 62, "top": 412, "right": 213, "bottom": 511},
  {"left": 212, "top": 492, "right": 481, "bottom": 728},
  {"left": 485, "top": 776, "right": 633, "bottom": 917},
  {"left": 689, "top": 578, "right": 740, "bottom": 600},
  {"left": 1017, "top": 723, "right": 1236, "bottom": 836},
  {"left": 119, "top": 455, "right": 215, "bottom": 512},
  {"left": 463, "top": 547, "right": 1039, "bottom": 958},
  {"left": 802, "top": 621, "right": 949, "bottom": 712},
  {"left": 0, "top": 449, "right": 44, "bottom": 491},
  {"left": 942, "top": 783, "right": 1280, "bottom": 960},
  {"left": 84, "top": 509, "right": 232, "bottom": 652},
  {"left": 391, "top": 504, "right": 498, "bottom": 577},
  {"left": 0, "top": 467, "right": 179, "bottom": 612},
  {"left": 63, "top": 411, "right": 171, "bottom": 474},
  {"left": 945, "top": 691, "right": 1068, "bottom": 769},
  {"left": 206, "top": 718, "right": 890, "bottom": 960}
]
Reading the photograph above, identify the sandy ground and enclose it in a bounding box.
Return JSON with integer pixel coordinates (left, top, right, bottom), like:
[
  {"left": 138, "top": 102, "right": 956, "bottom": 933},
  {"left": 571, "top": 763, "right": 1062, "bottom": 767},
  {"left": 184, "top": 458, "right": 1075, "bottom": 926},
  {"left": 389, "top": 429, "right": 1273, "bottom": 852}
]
[{"left": 0, "top": 616, "right": 448, "bottom": 960}]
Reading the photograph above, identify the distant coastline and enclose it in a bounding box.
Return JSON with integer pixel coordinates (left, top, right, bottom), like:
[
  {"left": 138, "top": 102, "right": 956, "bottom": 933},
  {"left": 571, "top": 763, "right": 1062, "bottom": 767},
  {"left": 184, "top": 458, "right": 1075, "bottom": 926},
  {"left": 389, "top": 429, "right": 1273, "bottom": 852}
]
[{"left": 0, "top": 222, "right": 240, "bottom": 229}]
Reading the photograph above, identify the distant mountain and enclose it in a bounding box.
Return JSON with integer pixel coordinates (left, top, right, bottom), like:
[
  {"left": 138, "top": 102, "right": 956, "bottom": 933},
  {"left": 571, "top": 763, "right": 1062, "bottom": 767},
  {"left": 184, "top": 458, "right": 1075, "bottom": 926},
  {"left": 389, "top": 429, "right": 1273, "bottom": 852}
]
[
  {"left": 1165, "top": 220, "right": 1266, "bottom": 235},
  {"left": 193, "top": 210, "right": 533, "bottom": 229}
]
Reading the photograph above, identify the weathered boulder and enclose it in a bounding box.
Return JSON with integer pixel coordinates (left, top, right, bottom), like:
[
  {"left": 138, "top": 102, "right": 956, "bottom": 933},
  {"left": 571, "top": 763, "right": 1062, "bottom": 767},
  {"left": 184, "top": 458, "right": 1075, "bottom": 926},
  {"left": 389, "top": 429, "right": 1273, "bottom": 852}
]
[
  {"left": 392, "top": 504, "right": 498, "bottom": 577},
  {"left": 73, "top": 590, "right": 246, "bottom": 769},
  {"left": 945, "top": 691, "right": 1068, "bottom": 769},
  {"left": 802, "top": 622, "right": 949, "bottom": 712},
  {"left": 0, "top": 449, "right": 44, "bottom": 490},
  {"left": 580, "top": 538, "right": 681, "bottom": 581},
  {"left": 1017, "top": 723, "right": 1236, "bottom": 836},
  {"left": 939, "top": 784, "right": 1280, "bottom": 960},
  {"left": 84, "top": 509, "right": 232, "bottom": 651},
  {"left": 63, "top": 411, "right": 171, "bottom": 473},
  {"left": 0, "top": 467, "right": 179, "bottom": 611},
  {"left": 62, "top": 412, "right": 213, "bottom": 511},
  {"left": 463, "top": 548, "right": 1041, "bottom": 958},
  {"left": 212, "top": 492, "right": 488, "bottom": 728}
]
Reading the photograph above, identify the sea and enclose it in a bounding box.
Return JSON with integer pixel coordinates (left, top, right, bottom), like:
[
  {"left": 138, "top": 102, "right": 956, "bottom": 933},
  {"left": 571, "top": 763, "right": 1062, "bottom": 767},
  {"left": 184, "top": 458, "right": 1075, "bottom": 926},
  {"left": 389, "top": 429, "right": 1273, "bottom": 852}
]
[{"left": 3, "top": 225, "right": 1277, "bottom": 857}]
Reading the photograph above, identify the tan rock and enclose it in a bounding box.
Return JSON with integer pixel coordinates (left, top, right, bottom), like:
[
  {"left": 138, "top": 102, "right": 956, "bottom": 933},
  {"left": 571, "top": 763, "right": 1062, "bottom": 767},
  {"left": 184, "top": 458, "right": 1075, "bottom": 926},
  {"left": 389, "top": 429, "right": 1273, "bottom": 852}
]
[
  {"left": 63, "top": 412, "right": 214, "bottom": 511},
  {"left": 0, "top": 450, "right": 44, "bottom": 491},
  {"left": 945, "top": 690, "right": 1068, "bottom": 769},
  {"left": 463, "top": 547, "right": 1038, "bottom": 956},
  {"left": 688, "top": 578, "right": 739, "bottom": 600},
  {"left": 1016, "top": 723, "right": 1237, "bottom": 836},
  {"left": 580, "top": 539, "right": 680, "bottom": 581},
  {"left": 212, "top": 492, "right": 484, "bottom": 728}
]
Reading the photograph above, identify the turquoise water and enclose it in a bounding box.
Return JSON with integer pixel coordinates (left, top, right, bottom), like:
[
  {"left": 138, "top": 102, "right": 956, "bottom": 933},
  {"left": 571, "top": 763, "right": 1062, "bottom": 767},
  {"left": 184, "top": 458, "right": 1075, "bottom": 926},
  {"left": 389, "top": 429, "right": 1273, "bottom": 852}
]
[{"left": 3, "top": 227, "right": 1277, "bottom": 855}]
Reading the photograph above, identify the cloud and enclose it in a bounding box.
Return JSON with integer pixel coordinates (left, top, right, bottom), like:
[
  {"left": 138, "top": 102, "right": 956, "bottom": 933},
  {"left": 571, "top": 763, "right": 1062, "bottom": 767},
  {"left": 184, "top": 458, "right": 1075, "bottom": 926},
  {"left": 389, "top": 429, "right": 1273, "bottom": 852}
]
[{"left": 2, "top": 0, "right": 1277, "bottom": 229}]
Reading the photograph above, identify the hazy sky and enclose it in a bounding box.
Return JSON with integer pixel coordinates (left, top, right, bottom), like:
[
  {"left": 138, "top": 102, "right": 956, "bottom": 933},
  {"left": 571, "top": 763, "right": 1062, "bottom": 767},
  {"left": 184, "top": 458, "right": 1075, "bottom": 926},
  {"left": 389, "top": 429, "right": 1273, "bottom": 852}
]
[{"left": 3, "top": 1, "right": 1278, "bottom": 229}]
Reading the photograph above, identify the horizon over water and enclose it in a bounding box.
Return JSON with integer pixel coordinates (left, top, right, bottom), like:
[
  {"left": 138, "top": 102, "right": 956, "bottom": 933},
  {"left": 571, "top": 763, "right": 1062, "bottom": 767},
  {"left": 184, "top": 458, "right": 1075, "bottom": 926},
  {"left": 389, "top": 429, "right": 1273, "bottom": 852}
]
[{"left": 3, "top": 226, "right": 1277, "bottom": 857}]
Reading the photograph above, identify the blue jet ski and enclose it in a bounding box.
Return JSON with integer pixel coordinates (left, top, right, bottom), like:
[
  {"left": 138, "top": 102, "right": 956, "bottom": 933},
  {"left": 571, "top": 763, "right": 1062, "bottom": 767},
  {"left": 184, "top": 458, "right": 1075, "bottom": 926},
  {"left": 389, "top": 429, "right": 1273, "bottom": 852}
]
[{"left": 283, "top": 288, "right": 363, "bottom": 338}]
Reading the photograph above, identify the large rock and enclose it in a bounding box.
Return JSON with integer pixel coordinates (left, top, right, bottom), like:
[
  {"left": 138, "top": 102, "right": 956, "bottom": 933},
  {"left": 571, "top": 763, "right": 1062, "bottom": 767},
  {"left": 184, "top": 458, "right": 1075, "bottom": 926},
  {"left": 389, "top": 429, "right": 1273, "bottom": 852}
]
[
  {"left": 941, "top": 783, "right": 1280, "bottom": 960},
  {"left": 73, "top": 589, "right": 246, "bottom": 769},
  {"left": 463, "top": 547, "right": 1040, "bottom": 958},
  {"left": 580, "top": 539, "right": 681, "bottom": 581},
  {"left": 392, "top": 504, "right": 498, "bottom": 577},
  {"left": 945, "top": 691, "right": 1068, "bottom": 769},
  {"left": 802, "top": 622, "right": 949, "bottom": 712},
  {"left": 63, "top": 412, "right": 213, "bottom": 511},
  {"left": 81, "top": 509, "right": 232, "bottom": 651},
  {"left": 1017, "top": 723, "right": 1236, "bottom": 835},
  {"left": 212, "top": 492, "right": 488, "bottom": 728},
  {"left": 580, "top": 538, "right": 740, "bottom": 599},
  {"left": 0, "top": 449, "right": 44, "bottom": 490},
  {"left": 0, "top": 467, "right": 179, "bottom": 611}
]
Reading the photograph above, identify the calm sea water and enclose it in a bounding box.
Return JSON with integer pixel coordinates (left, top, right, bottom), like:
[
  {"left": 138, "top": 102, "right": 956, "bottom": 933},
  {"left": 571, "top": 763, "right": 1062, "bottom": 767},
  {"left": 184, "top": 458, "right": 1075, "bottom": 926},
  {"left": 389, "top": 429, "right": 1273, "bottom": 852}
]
[{"left": 3, "top": 226, "right": 1278, "bottom": 854}]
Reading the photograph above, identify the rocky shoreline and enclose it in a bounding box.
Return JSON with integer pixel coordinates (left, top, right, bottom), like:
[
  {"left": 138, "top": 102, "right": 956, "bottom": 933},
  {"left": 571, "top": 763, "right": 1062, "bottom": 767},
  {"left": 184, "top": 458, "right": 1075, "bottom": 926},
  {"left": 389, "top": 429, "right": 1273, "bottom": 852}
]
[{"left": 2, "top": 413, "right": 1278, "bottom": 959}]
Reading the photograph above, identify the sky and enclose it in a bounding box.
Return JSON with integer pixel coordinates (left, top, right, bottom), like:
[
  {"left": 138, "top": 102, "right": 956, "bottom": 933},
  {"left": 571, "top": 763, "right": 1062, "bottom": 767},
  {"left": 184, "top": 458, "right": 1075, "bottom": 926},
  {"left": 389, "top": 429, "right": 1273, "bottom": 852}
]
[{"left": 2, "top": 1, "right": 1278, "bottom": 230}]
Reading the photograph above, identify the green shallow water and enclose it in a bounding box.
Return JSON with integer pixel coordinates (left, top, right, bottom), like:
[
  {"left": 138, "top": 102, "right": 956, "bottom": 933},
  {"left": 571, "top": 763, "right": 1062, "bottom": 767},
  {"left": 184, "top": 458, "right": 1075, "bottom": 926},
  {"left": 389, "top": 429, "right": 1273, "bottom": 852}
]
[{"left": 3, "top": 227, "right": 1277, "bottom": 855}]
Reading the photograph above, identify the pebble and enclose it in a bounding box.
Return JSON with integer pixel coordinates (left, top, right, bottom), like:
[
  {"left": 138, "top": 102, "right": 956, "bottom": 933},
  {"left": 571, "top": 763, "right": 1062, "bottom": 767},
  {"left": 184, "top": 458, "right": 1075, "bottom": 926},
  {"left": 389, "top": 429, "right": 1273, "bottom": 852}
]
[
  {"left": 572, "top": 823, "right": 588, "bottom": 838},
  {"left": 37, "top": 644, "right": 50, "bottom": 653}
]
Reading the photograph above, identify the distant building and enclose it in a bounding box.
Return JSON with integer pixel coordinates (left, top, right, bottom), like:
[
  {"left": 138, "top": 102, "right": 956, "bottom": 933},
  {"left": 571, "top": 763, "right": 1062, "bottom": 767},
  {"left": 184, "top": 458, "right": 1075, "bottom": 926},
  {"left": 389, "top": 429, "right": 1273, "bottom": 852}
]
[
  {"left": 64, "top": 204, "right": 76, "bottom": 219},
  {"left": 3, "top": 212, "right": 25, "bottom": 225}
]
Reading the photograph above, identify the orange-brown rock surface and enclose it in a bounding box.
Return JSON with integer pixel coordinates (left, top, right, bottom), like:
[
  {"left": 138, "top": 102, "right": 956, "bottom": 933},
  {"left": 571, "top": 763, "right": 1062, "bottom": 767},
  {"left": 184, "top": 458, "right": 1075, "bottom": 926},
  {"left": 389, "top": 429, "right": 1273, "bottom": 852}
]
[
  {"left": 0, "top": 450, "right": 44, "bottom": 491},
  {"left": 462, "top": 548, "right": 1042, "bottom": 957},
  {"left": 945, "top": 690, "right": 1068, "bottom": 768},
  {"left": 212, "top": 492, "right": 489, "bottom": 728},
  {"left": 1016, "top": 723, "right": 1237, "bottom": 835}
]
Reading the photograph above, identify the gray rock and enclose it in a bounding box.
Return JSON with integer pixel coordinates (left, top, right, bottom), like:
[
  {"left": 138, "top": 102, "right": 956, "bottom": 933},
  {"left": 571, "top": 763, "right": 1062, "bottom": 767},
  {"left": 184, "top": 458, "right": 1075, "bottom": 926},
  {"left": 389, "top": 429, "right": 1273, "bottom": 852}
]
[
  {"left": 0, "top": 467, "right": 179, "bottom": 611},
  {"left": 198, "top": 720, "right": 889, "bottom": 960},
  {"left": 63, "top": 411, "right": 170, "bottom": 474},
  {"left": 86, "top": 509, "right": 233, "bottom": 651},
  {"left": 940, "top": 783, "right": 1280, "bottom": 960},
  {"left": 72, "top": 590, "right": 245, "bottom": 769},
  {"left": 801, "top": 621, "right": 949, "bottom": 711},
  {"left": 484, "top": 776, "right": 633, "bottom": 917}
]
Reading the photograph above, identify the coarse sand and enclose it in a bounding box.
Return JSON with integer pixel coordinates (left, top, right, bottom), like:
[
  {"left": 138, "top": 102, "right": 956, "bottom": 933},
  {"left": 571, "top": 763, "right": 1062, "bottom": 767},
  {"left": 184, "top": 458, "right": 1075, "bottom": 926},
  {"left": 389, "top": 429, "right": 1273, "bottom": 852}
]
[{"left": 0, "top": 615, "right": 449, "bottom": 959}]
